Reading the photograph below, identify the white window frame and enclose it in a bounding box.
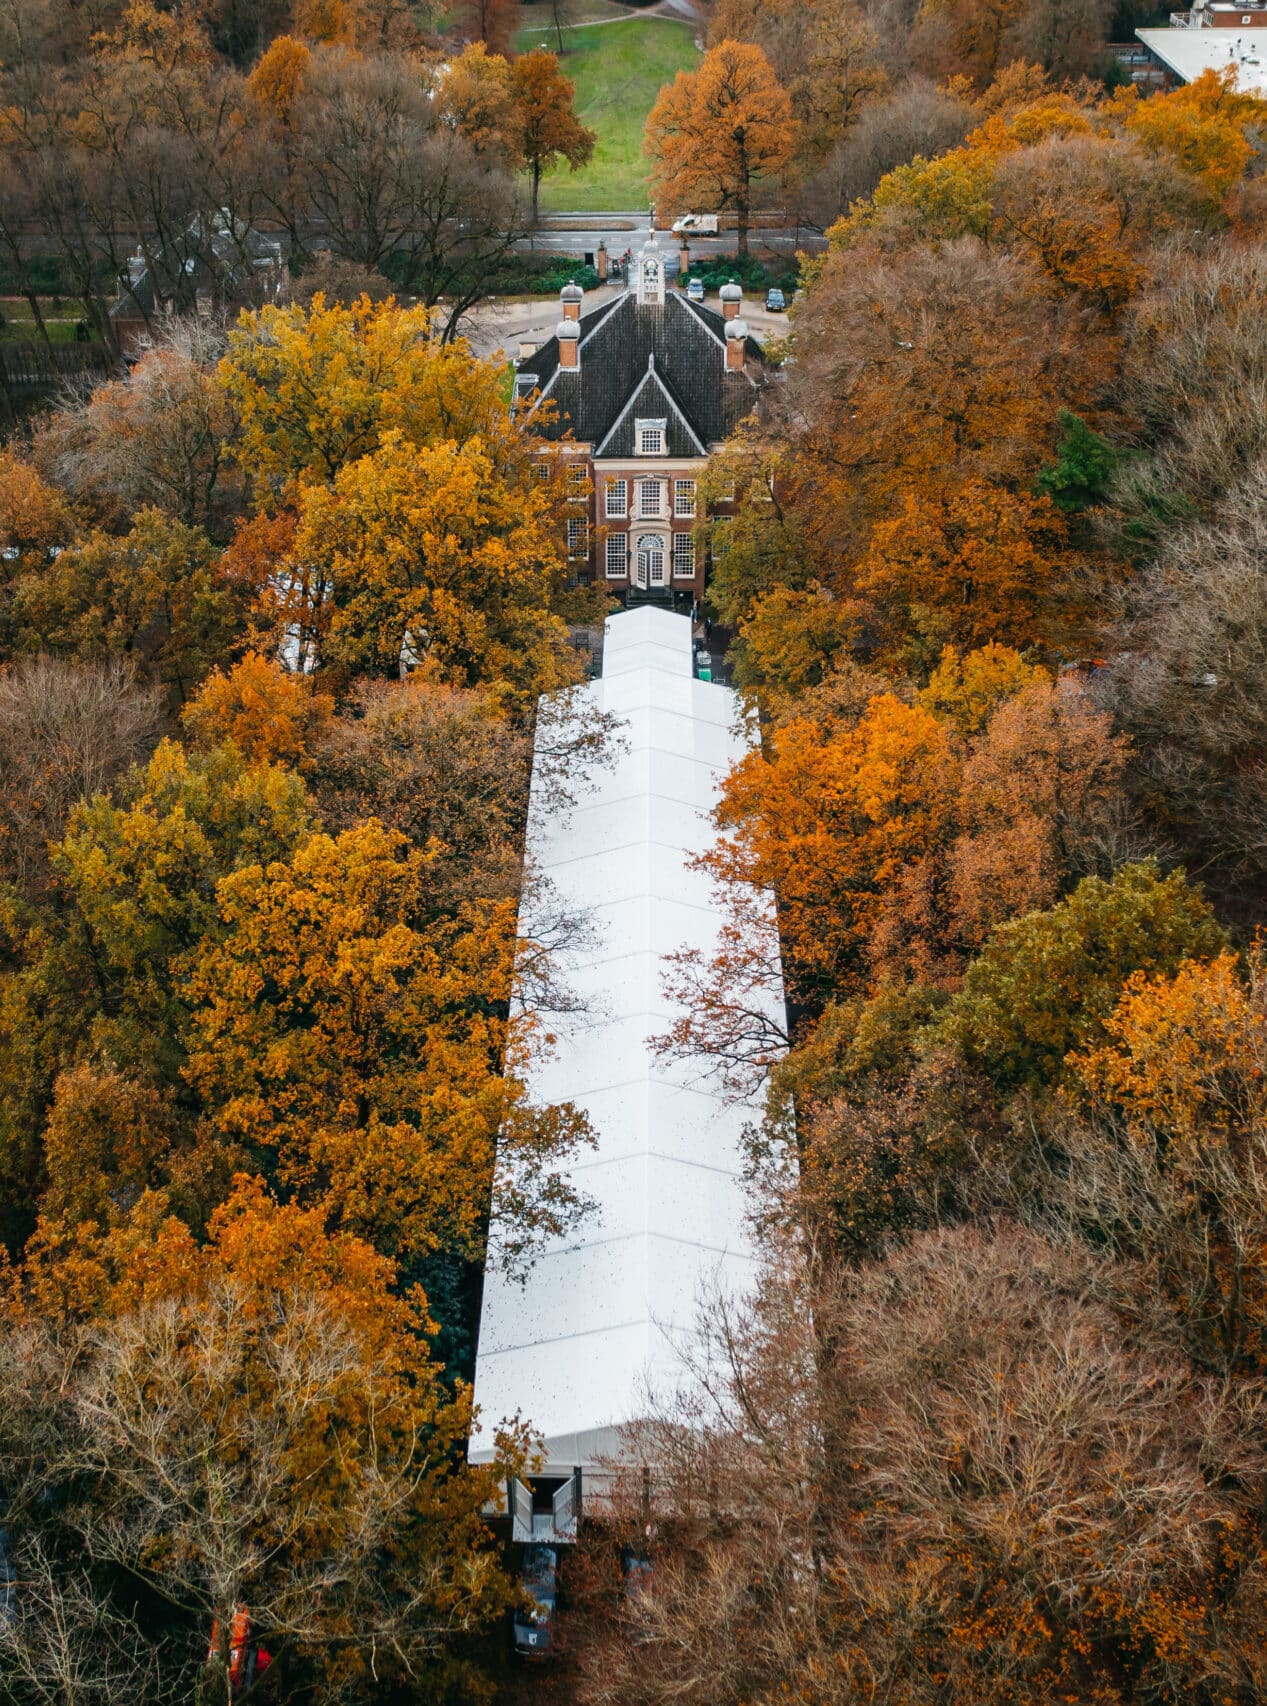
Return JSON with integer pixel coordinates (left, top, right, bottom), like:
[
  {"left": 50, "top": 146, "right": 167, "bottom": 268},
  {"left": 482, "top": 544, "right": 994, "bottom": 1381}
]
[
  {"left": 605, "top": 478, "right": 628, "bottom": 519},
  {"left": 637, "top": 478, "right": 662, "bottom": 519},
  {"left": 567, "top": 464, "right": 589, "bottom": 501},
  {"left": 717, "top": 478, "right": 736, "bottom": 503},
  {"left": 636, "top": 418, "right": 666, "bottom": 457},
  {"left": 672, "top": 532, "right": 696, "bottom": 578},
  {"left": 605, "top": 533, "right": 628, "bottom": 578},
  {"left": 567, "top": 518, "right": 588, "bottom": 560},
  {"left": 674, "top": 478, "right": 696, "bottom": 519}
]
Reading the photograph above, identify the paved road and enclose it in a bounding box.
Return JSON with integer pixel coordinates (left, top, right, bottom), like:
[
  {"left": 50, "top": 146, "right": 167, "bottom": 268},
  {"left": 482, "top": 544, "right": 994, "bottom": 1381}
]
[
  {"left": 521, "top": 222, "right": 826, "bottom": 265},
  {"left": 461, "top": 279, "right": 791, "bottom": 363}
]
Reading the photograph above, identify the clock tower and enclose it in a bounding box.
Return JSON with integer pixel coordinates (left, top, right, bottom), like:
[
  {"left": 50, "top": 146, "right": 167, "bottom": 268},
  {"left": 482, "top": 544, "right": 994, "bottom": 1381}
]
[{"left": 635, "top": 223, "right": 665, "bottom": 308}]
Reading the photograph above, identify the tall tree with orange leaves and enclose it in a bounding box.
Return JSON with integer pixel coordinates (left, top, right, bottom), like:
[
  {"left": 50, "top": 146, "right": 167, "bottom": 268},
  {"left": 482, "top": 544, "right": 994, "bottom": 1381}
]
[
  {"left": 510, "top": 48, "right": 596, "bottom": 220},
  {"left": 645, "top": 40, "right": 797, "bottom": 256}
]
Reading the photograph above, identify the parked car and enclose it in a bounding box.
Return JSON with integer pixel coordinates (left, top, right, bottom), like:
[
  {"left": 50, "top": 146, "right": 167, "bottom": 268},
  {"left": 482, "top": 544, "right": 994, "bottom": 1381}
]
[
  {"left": 513, "top": 1545, "right": 558, "bottom": 1658},
  {"left": 672, "top": 213, "right": 719, "bottom": 234},
  {"left": 765, "top": 287, "right": 787, "bottom": 312},
  {"left": 685, "top": 277, "right": 705, "bottom": 302}
]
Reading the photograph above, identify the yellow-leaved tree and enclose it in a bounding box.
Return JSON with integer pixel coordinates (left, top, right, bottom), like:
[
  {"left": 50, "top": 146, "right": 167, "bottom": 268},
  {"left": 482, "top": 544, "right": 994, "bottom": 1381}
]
[
  {"left": 292, "top": 429, "right": 576, "bottom": 697},
  {"left": 217, "top": 294, "right": 516, "bottom": 488},
  {"left": 183, "top": 820, "right": 592, "bottom": 1270}
]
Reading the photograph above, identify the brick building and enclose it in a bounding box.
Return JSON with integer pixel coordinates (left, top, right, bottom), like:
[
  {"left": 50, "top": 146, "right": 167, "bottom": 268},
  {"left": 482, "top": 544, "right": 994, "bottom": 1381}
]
[{"left": 515, "top": 226, "right": 766, "bottom": 602}]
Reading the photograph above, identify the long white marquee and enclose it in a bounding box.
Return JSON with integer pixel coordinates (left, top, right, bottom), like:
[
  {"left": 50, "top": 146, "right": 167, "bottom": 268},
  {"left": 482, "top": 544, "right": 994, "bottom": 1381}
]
[{"left": 469, "top": 608, "right": 784, "bottom": 1477}]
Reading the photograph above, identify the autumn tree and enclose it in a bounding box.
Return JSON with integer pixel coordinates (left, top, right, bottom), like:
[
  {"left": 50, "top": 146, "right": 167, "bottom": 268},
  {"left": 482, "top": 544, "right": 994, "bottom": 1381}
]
[
  {"left": 438, "top": 40, "right": 522, "bottom": 162},
  {"left": 0, "top": 1178, "right": 516, "bottom": 1701},
  {"left": 936, "top": 861, "right": 1225, "bottom": 1093},
  {"left": 31, "top": 320, "right": 240, "bottom": 536},
  {"left": 856, "top": 480, "right": 1086, "bottom": 659},
  {"left": 706, "top": 0, "right": 887, "bottom": 177},
  {"left": 1062, "top": 948, "right": 1267, "bottom": 1374},
  {"left": 8, "top": 510, "right": 245, "bottom": 708},
  {"left": 0, "top": 453, "right": 73, "bottom": 571},
  {"left": 1122, "top": 67, "right": 1265, "bottom": 201},
  {"left": 572, "top": 1223, "right": 1267, "bottom": 1706},
  {"left": 660, "top": 657, "right": 1146, "bottom": 1097},
  {"left": 182, "top": 821, "right": 592, "bottom": 1268},
  {"left": 218, "top": 294, "right": 514, "bottom": 489},
  {"left": 291, "top": 429, "right": 576, "bottom": 697},
  {"left": 311, "top": 675, "right": 532, "bottom": 909},
  {"left": 180, "top": 651, "right": 333, "bottom": 770},
  {"left": 510, "top": 48, "right": 596, "bottom": 221},
  {"left": 645, "top": 40, "right": 797, "bottom": 257},
  {"left": 787, "top": 239, "right": 1087, "bottom": 561},
  {"left": 0, "top": 656, "right": 162, "bottom": 904},
  {"left": 0, "top": 740, "right": 312, "bottom": 1250}
]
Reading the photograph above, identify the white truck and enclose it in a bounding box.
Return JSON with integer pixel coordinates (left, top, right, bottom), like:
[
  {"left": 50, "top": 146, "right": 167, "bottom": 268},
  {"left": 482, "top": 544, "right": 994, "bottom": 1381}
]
[{"left": 671, "top": 213, "right": 719, "bottom": 234}]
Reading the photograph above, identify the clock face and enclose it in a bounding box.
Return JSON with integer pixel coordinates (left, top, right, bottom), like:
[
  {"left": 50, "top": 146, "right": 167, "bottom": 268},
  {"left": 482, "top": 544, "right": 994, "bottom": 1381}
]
[{"left": 643, "top": 257, "right": 659, "bottom": 283}]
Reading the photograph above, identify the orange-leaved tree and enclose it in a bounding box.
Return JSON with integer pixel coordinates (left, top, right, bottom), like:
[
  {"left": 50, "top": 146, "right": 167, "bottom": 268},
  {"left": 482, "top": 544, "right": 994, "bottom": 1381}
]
[
  {"left": 510, "top": 49, "right": 596, "bottom": 222},
  {"left": 1121, "top": 67, "right": 1266, "bottom": 201},
  {"left": 855, "top": 480, "right": 1087, "bottom": 658},
  {"left": 1068, "top": 948, "right": 1267, "bottom": 1372},
  {"left": 180, "top": 651, "right": 334, "bottom": 770},
  {"left": 439, "top": 41, "right": 522, "bottom": 164},
  {"left": 4, "top": 1176, "right": 516, "bottom": 1696},
  {"left": 645, "top": 40, "right": 797, "bottom": 256}
]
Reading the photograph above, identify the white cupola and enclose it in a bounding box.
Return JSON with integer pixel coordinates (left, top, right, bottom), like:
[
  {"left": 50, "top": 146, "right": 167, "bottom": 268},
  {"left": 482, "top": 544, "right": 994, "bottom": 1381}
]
[{"left": 635, "top": 222, "right": 665, "bottom": 307}]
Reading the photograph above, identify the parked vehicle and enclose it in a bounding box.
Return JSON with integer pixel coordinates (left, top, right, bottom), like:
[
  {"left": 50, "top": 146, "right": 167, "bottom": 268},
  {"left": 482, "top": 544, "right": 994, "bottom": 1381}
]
[
  {"left": 765, "top": 287, "right": 787, "bottom": 312},
  {"left": 672, "top": 213, "right": 719, "bottom": 234},
  {"left": 513, "top": 1545, "right": 558, "bottom": 1658},
  {"left": 685, "top": 277, "right": 705, "bottom": 302}
]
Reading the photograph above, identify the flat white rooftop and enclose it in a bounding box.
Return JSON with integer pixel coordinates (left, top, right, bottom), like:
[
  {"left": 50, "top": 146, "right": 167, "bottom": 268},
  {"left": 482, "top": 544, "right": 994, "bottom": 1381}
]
[
  {"left": 469, "top": 608, "right": 783, "bottom": 1474},
  {"left": 1136, "top": 26, "right": 1267, "bottom": 91}
]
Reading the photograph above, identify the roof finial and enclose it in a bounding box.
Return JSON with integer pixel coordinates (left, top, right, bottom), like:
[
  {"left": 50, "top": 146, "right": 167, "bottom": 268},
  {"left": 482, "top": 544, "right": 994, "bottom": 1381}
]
[{"left": 648, "top": 351, "right": 656, "bottom": 371}]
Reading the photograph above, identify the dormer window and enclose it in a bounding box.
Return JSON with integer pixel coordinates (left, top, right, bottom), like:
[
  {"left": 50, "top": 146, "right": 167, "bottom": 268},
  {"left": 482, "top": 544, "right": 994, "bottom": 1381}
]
[{"left": 637, "top": 418, "right": 666, "bottom": 456}]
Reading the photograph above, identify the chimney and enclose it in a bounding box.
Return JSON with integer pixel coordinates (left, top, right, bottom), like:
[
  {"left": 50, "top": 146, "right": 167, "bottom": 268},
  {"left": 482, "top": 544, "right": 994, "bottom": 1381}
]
[
  {"left": 557, "top": 320, "right": 580, "bottom": 370},
  {"left": 720, "top": 282, "right": 743, "bottom": 321},
  {"left": 560, "top": 281, "right": 584, "bottom": 322},
  {"left": 725, "top": 318, "right": 748, "bottom": 373}
]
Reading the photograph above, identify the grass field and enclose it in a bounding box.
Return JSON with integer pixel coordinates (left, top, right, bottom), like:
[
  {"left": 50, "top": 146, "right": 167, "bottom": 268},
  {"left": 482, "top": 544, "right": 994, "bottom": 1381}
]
[
  {"left": 513, "top": 14, "right": 700, "bottom": 211},
  {"left": 0, "top": 297, "right": 94, "bottom": 344}
]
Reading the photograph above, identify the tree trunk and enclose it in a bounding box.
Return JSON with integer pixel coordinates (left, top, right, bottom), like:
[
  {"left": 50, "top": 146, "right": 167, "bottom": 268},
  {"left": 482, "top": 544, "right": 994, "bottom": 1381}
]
[
  {"left": 531, "top": 159, "right": 542, "bottom": 225},
  {"left": 736, "top": 176, "right": 750, "bottom": 259}
]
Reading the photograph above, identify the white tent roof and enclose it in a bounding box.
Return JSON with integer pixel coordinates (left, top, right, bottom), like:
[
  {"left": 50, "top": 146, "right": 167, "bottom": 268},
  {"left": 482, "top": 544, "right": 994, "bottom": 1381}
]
[
  {"left": 1136, "top": 26, "right": 1267, "bottom": 92},
  {"left": 469, "top": 609, "right": 784, "bottom": 1472}
]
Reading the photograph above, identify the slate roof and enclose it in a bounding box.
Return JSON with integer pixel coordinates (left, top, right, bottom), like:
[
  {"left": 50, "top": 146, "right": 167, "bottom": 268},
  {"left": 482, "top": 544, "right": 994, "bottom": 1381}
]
[
  {"left": 521, "top": 290, "right": 763, "bottom": 453},
  {"left": 595, "top": 363, "right": 706, "bottom": 458},
  {"left": 111, "top": 215, "right": 284, "bottom": 323}
]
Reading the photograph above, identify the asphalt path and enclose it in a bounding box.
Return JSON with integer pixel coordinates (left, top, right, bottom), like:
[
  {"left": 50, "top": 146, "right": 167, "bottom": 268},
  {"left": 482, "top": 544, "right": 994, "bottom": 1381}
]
[{"left": 520, "top": 218, "right": 826, "bottom": 268}]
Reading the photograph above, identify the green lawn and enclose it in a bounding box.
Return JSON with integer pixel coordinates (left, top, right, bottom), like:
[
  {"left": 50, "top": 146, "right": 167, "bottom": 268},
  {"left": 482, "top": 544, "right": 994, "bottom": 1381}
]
[
  {"left": 513, "top": 15, "right": 700, "bottom": 212},
  {"left": 0, "top": 297, "right": 94, "bottom": 344}
]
